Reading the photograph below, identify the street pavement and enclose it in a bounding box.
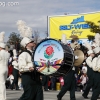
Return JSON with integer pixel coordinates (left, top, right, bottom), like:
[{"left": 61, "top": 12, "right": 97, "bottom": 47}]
[{"left": 6, "top": 89, "right": 94, "bottom": 100}]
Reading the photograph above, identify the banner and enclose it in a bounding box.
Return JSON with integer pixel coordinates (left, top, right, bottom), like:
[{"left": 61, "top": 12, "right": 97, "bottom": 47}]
[{"left": 48, "top": 11, "right": 100, "bottom": 39}]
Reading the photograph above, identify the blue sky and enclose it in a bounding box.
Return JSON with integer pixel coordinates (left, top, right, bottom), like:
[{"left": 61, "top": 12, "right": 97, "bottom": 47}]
[{"left": 0, "top": 0, "right": 100, "bottom": 42}]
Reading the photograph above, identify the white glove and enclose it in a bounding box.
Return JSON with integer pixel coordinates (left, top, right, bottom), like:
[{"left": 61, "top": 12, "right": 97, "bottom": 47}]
[{"left": 75, "top": 56, "right": 79, "bottom": 59}]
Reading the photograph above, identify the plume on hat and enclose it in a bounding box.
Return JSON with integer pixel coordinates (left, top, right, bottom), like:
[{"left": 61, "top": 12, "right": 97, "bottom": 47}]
[
  {"left": 84, "top": 42, "right": 92, "bottom": 50},
  {"left": 0, "top": 32, "right": 5, "bottom": 43},
  {"left": 16, "top": 20, "right": 32, "bottom": 38},
  {"left": 95, "top": 33, "right": 100, "bottom": 47},
  {"left": 61, "top": 34, "right": 67, "bottom": 44}
]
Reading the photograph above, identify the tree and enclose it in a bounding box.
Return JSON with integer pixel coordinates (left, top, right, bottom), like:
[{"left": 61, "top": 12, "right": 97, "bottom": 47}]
[
  {"left": 7, "top": 32, "right": 21, "bottom": 44},
  {"left": 85, "top": 20, "right": 100, "bottom": 41},
  {"left": 33, "top": 30, "right": 40, "bottom": 44},
  {"left": 87, "top": 35, "right": 94, "bottom": 41},
  {"left": 86, "top": 20, "right": 100, "bottom": 33}
]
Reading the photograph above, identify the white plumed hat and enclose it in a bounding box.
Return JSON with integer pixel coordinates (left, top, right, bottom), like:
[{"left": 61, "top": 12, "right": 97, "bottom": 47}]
[
  {"left": 91, "top": 42, "right": 96, "bottom": 47},
  {"left": 84, "top": 42, "right": 93, "bottom": 55},
  {"left": 93, "top": 33, "right": 100, "bottom": 54},
  {"left": 16, "top": 20, "right": 34, "bottom": 47},
  {"left": 93, "top": 47, "right": 100, "bottom": 54},
  {"left": 0, "top": 32, "right": 6, "bottom": 48},
  {"left": 94, "top": 33, "right": 100, "bottom": 47},
  {"left": 20, "top": 37, "right": 33, "bottom": 48},
  {"left": 87, "top": 50, "right": 94, "bottom": 55}
]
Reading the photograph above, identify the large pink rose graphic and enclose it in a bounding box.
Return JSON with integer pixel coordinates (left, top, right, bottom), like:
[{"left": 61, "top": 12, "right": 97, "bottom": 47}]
[{"left": 46, "top": 46, "right": 54, "bottom": 56}]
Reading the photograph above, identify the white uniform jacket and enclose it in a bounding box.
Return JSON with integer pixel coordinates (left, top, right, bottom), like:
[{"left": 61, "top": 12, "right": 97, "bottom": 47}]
[
  {"left": 86, "top": 56, "right": 98, "bottom": 71},
  {"left": 18, "top": 50, "right": 34, "bottom": 73},
  {"left": 96, "top": 55, "right": 100, "bottom": 72},
  {"left": 86, "top": 56, "right": 93, "bottom": 68},
  {"left": 12, "top": 60, "right": 19, "bottom": 70},
  {"left": 0, "top": 50, "right": 10, "bottom": 70},
  {"left": 0, "top": 50, "right": 10, "bottom": 100}
]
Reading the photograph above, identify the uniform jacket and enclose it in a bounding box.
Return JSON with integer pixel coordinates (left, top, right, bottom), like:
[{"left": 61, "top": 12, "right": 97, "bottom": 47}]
[
  {"left": 86, "top": 56, "right": 98, "bottom": 71},
  {"left": 18, "top": 49, "right": 34, "bottom": 73},
  {"left": 96, "top": 55, "right": 100, "bottom": 72},
  {"left": 0, "top": 50, "right": 10, "bottom": 67}
]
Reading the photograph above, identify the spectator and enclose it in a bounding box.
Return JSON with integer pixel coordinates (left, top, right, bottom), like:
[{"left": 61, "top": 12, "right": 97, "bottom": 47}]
[
  {"left": 50, "top": 76, "right": 56, "bottom": 90},
  {"left": 82, "top": 62, "right": 87, "bottom": 74},
  {"left": 59, "top": 77, "right": 64, "bottom": 89},
  {"left": 79, "top": 73, "right": 88, "bottom": 92}
]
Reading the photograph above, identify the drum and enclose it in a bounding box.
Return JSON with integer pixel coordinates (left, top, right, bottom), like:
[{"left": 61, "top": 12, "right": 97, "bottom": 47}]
[{"left": 33, "top": 38, "right": 74, "bottom": 77}]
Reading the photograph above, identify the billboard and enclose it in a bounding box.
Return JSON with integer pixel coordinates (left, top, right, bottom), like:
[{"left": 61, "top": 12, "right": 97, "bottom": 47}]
[{"left": 48, "top": 11, "right": 100, "bottom": 40}]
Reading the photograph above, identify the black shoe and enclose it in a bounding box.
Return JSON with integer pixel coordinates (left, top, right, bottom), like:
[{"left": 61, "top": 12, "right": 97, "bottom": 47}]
[
  {"left": 57, "top": 95, "right": 62, "bottom": 100},
  {"left": 44, "top": 89, "right": 49, "bottom": 91},
  {"left": 82, "top": 94, "right": 88, "bottom": 99},
  {"left": 16, "top": 88, "right": 20, "bottom": 90},
  {"left": 57, "top": 97, "right": 62, "bottom": 100},
  {"left": 57, "top": 98, "right": 62, "bottom": 100},
  {"left": 98, "top": 97, "right": 100, "bottom": 99}
]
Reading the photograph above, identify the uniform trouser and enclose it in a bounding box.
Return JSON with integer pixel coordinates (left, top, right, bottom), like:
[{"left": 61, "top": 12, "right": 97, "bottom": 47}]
[
  {"left": 91, "top": 72, "right": 100, "bottom": 100},
  {"left": 19, "top": 72, "right": 43, "bottom": 100},
  {"left": 42, "top": 76, "right": 49, "bottom": 90},
  {"left": 91, "top": 88, "right": 100, "bottom": 100},
  {"left": 11, "top": 68, "right": 19, "bottom": 89},
  {"left": 0, "top": 82, "right": 6, "bottom": 100},
  {"left": 0, "top": 70, "right": 8, "bottom": 100},
  {"left": 57, "top": 70, "right": 76, "bottom": 100},
  {"left": 82, "top": 78, "right": 93, "bottom": 97},
  {"left": 91, "top": 83, "right": 100, "bottom": 100}
]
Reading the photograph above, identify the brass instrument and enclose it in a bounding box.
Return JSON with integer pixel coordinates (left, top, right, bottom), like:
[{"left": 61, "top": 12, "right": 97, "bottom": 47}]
[
  {"left": 74, "top": 49, "right": 84, "bottom": 67},
  {"left": 70, "top": 41, "right": 85, "bottom": 67}
]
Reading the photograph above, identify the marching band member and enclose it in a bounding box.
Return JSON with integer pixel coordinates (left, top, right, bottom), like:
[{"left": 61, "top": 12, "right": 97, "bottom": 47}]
[
  {"left": 91, "top": 38, "right": 100, "bottom": 100},
  {"left": 89, "top": 33, "right": 100, "bottom": 100},
  {"left": 83, "top": 33, "right": 100, "bottom": 100},
  {"left": 17, "top": 20, "right": 43, "bottom": 100},
  {"left": 70, "top": 40, "right": 80, "bottom": 50},
  {"left": 10, "top": 49, "right": 19, "bottom": 90},
  {"left": 82, "top": 42, "right": 95, "bottom": 99},
  {"left": 57, "top": 67, "right": 76, "bottom": 100},
  {"left": 0, "top": 32, "right": 10, "bottom": 100},
  {"left": 57, "top": 34, "right": 76, "bottom": 100}
]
